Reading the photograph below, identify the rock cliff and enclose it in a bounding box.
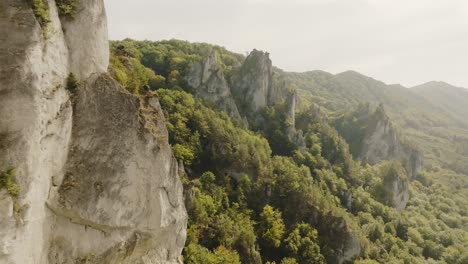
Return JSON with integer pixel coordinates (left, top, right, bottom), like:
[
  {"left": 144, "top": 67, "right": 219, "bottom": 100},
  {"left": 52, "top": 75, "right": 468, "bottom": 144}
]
[
  {"left": 360, "top": 105, "right": 423, "bottom": 180},
  {"left": 230, "top": 49, "right": 295, "bottom": 118},
  {"left": 186, "top": 49, "right": 305, "bottom": 148},
  {"left": 335, "top": 104, "right": 423, "bottom": 181},
  {"left": 230, "top": 49, "right": 274, "bottom": 115},
  {"left": 0, "top": 1, "right": 186, "bottom": 263},
  {"left": 186, "top": 52, "right": 241, "bottom": 120},
  {"left": 186, "top": 49, "right": 287, "bottom": 122},
  {"left": 334, "top": 105, "right": 421, "bottom": 210},
  {"left": 378, "top": 162, "right": 410, "bottom": 211}
]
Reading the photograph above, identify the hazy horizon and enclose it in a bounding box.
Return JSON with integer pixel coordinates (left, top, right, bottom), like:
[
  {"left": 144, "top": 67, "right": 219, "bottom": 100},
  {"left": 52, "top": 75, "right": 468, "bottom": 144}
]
[{"left": 105, "top": 0, "right": 468, "bottom": 88}]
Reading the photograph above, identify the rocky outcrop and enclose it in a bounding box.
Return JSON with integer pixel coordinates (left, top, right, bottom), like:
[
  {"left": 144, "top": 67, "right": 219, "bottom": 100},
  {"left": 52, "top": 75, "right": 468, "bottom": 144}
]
[
  {"left": 360, "top": 106, "right": 423, "bottom": 180},
  {"left": 334, "top": 105, "right": 418, "bottom": 210},
  {"left": 186, "top": 50, "right": 297, "bottom": 125},
  {"left": 380, "top": 162, "right": 410, "bottom": 211},
  {"left": 231, "top": 49, "right": 274, "bottom": 115},
  {"left": 0, "top": 1, "right": 74, "bottom": 262},
  {"left": 335, "top": 104, "right": 423, "bottom": 181},
  {"left": 186, "top": 49, "right": 306, "bottom": 148},
  {"left": 228, "top": 51, "right": 287, "bottom": 112},
  {"left": 311, "top": 208, "right": 361, "bottom": 264},
  {"left": 186, "top": 52, "right": 241, "bottom": 120},
  {"left": 285, "top": 91, "right": 306, "bottom": 150},
  {"left": 0, "top": 1, "right": 186, "bottom": 263},
  {"left": 227, "top": 50, "right": 305, "bottom": 147},
  {"left": 47, "top": 74, "right": 186, "bottom": 264},
  {"left": 229, "top": 50, "right": 294, "bottom": 117}
]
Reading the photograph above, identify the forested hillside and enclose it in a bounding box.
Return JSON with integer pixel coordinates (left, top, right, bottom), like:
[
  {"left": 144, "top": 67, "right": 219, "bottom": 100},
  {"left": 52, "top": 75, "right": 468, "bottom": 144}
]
[
  {"left": 285, "top": 69, "right": 468, "bottom": 197},
  {"left": 411, "top": 81, "right": 468, "bottom": 127},
  {"left": 107, "top": 39, "right": 468, "bottom": 264}
]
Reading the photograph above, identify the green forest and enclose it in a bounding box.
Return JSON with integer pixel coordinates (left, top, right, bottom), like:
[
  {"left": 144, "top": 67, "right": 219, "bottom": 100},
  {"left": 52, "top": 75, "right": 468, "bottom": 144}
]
[{"left": 107, "top": 39, "right": 468, "bottom": 264}]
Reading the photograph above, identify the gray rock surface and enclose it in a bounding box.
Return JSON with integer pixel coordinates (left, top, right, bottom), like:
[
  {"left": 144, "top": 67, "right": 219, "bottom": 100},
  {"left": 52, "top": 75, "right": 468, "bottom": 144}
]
[
  {"left": 0, "top": 1, "right": 186, "bottom": 263},
  {"left": 361, "top": 107, "right": 423, "bottom": 180},
  {"left": 230, "top": 50, "right": 293, "bottom": 117},
  {"left": 61, "top": 0, "right": 110, "bottom": 80},
  {"left": 186, "top": 52, "right": 241, "bottom": 120},
  {"left": 379, "top": 162, "right": 410, "bottom": 211},
  {"left": 228, "top": 49, "right": 305, "bottom": 146},
  {"left": 47, "top": 74, "right": 187, "bottom": 264},
  {"left": 231, "top": 49, "right": 274, "bottom": 115}
]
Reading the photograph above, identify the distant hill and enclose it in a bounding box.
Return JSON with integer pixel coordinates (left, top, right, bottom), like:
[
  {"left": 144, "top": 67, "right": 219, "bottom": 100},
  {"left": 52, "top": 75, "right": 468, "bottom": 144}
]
[
  {"left": 284, "top": 70, "right": 466, "bottom": 129},
  {"left": 412, "top": 81, "right": 468, "bottom": 124},
  {"left": 284, "top": 70, "right": 468, "bottom": 177}
]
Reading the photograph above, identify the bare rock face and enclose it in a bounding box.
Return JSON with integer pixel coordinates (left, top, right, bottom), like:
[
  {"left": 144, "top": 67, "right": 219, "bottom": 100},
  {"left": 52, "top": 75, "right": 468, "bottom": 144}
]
[
  {"left": 47, "top": 74, "right": 187, "bottom": 264},
  {"left": 228, "top": 49, "right": 305, "bottom": 147},
  {"left": 334, "top": 105, "right": 418, "bottom": 210},
  {"left": 0, "top": 1, "right": 186, "bottom": 263},
  {"left": 186, "top": 50, "right": 306, "bottom": 149},
  {"left": 285, "top": 91, "right": 306, "bottom": 150},
  {"left": 186, "top": 52, "right": 241, "bottom": 120},
  {"left": 61, "top": 0, "right": 109, "bottom": 80},
  {"left": 379, "top": 161, "right": 410, "bottom": 211},
  {"left": 0, "top": 1, "right": 73, "bottom": 262},
  {"left": 360, "top": 106, "right": 423, "bottom": 180},
  {"left": 230, "top": 49, "right": 293, "bottom": 116},
  {"left": 357, "top": 107, "right": 417, "bottom": 210},
  {"left": 231, "top": 49, "right": 274, "bottom": 115}
]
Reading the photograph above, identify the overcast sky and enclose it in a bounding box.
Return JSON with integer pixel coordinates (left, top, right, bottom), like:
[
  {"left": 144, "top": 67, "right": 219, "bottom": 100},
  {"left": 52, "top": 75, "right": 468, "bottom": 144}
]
[{"left": 104, "top": 0, "right": 468, "bottom": 88}]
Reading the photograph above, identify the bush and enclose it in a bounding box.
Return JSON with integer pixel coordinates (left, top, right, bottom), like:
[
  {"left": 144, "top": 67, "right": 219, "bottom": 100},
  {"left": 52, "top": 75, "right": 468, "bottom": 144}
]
[
  {"left": 184, "top": 243, "right": 240, "bottom": 264},
  {"left": 56, "top": 0, "right": 79, "bottom": 18},
  {"left": 284, "top": 224, "right": 325, "bottom": 264},
  {"left": 31, "top": 0, "right": 51, "bottom": 28},
  {"left": 0, "top": 168, "right": 20, "bottom": 197},
  {"left": 66, "top": 73, "right": 79, "bottom": 92},
  {"left": 258, "top": 205, "right": 286, "bottom": 249}
]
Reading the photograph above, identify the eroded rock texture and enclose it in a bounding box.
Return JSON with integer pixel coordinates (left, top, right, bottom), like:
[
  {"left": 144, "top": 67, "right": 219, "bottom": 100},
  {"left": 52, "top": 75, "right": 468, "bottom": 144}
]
[
  {"left": 186, "top": 52, "right": 241, "bottom": 120},
  {"left": 360, "top": 106, "right": 423, "bottom": 180},
  {"left": 0, "top": 1, "right": 186, "bottom": 263}
]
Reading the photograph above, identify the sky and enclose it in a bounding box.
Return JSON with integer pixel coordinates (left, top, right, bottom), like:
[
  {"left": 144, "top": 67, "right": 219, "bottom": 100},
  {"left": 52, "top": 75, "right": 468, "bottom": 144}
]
[{"left": 104, "top": 0, "right": 468, "bottom": 88}]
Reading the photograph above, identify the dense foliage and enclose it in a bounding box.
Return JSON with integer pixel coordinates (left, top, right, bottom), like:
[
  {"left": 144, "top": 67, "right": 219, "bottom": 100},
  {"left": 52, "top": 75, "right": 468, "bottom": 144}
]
[
  {"left": 55, "top": 0, "right": 79, "bottom": 18},
  {"left": 31, "top": 0, "right": 51, "bottom": 29},
  {"left": 157, "top": 89, "right": 271, "bottom": 179},
  {"left": 110, "top": 39, "right": 244, "bottom": 93},
  {"left": 108, "top": 39, "right": 468, "bottom": 264},
  {"left": 0, "top": 167, "right": 19, "bottom": 197},
  {"left": 31, "top": 0, "right": 79, "bottom": 31}
]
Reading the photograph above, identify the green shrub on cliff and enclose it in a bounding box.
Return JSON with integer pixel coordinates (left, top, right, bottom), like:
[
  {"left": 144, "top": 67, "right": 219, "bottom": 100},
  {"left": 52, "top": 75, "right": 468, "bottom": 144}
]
[
  {"left": 66, "top": 73, "right": 79, "bottom": 92},
  {"left": 0, "top": 167, "right": 19, "bottom": 197},
  {"left": 31, "top": 0, "right": 50, "bottom": 28},
  {"left": 56, "top": 0, "right": 79, "bottom": 18}
]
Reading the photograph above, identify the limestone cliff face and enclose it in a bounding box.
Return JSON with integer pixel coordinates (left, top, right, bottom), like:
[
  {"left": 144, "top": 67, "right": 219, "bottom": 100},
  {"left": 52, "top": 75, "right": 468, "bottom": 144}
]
[
  {"left": 186, "top": 52, "right": 241, "bottom": 120},
  {"left": 186, "top": 49, "right": 305, "bottom": 150},
  {"left": 0, "top": 1, "right": 186, "bottom": 263},
  {"left": 187, "top": 49, "right": 296, "bottom": 121},
  {"left": 229, "top": 50, "right": 293, "bottom": 116},
  {"left": 231, "top": 49, "right": 274, "bottom": 115},
  {"left": 375, "top": 161, "right": 410, "bottom": 211},
  {"left": 334, "top": 105, "right": 420, "bottom": 210},
  {"left": 226, "top": 50, "right": 305, "bottom": 147},
  {"left": 360, "top": 106, "right": 423, "bottom": 180},
  {"left": 359, "top": 108, "right": 419, "bottom": 210},
  {"left": 385, "top": 179, "right": 409, "bottom": 211}
]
